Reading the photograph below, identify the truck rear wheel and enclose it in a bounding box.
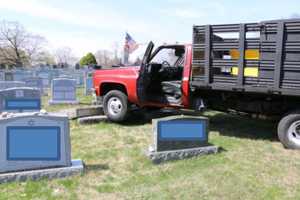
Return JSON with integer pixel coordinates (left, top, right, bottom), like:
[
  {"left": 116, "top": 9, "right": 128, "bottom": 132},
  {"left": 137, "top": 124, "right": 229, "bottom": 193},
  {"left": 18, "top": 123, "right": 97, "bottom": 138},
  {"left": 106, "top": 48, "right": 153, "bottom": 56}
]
[
  {"left": 103, "top": 90, "right": 128, "bottom": 122},
  {"left": 278, "top": 112, "right": 300, "bottom": 149}
]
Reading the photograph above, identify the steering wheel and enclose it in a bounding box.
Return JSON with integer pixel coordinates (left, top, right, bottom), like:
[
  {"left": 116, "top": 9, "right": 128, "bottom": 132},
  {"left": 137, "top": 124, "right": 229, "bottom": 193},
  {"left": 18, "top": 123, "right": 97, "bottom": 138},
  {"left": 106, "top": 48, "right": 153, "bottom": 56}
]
[
  {"left": 162, "top": 61, "right": 171, "bottom": 68},
  {"left": 159, "top": 61, "right": 171, "bottom": 72}
]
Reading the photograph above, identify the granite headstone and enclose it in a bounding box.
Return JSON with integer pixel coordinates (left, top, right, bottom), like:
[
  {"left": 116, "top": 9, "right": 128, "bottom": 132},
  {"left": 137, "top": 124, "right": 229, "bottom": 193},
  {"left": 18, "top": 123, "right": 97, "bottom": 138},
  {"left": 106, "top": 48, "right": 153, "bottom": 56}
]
[
  {"left": 0, "top": 87, "right": 41, "bottom": 113},
  {"left": 49, "top": 78, "right": 78, "bottom": 104},
  {"left": 0, "top": 111, "right": 84, "bottom": 183},
  {"left": 147, "top": 115, "right": 218, "bottom": 163}
]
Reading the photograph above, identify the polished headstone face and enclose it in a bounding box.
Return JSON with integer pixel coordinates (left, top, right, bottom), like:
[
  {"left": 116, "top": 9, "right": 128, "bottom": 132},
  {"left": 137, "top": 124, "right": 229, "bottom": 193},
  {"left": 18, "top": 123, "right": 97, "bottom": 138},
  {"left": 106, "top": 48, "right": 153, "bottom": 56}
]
[
  {"left": 152, "top": 115, "right": 209, "bottom": 151},
  {"left": 0, "top": 112, "right": 71, "bottom": 173},
  {"left": 0, "top": 87, "right": 41, "bottom": 113},
  {"left": 49, "top": 78, "right": 78, "bottom": 104}
]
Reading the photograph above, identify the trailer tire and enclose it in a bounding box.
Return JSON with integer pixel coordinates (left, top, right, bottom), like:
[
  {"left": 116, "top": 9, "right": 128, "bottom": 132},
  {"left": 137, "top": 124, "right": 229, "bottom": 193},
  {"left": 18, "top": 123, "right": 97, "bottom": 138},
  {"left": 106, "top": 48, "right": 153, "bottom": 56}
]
[
  {"left": 278, "top": 112, "right": 300, "bottom": 149},
  {"left": 103, "top": 90, "right": 128, "bottom": 122}
]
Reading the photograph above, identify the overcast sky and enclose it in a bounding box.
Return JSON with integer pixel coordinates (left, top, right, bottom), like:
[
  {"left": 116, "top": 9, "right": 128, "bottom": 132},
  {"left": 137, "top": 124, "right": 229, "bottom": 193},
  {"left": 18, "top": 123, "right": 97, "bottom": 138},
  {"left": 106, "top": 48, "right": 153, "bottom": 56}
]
[{"left": 0, "top": 0, "right": 299, "bottom": 58}]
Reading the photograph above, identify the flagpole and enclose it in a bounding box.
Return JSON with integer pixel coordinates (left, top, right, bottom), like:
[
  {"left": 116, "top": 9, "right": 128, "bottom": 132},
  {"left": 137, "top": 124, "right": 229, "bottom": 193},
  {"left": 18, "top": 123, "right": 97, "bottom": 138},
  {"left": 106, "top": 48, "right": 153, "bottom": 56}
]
[{"left": 124, "top": 31, "right": 129, "bottom": 65}]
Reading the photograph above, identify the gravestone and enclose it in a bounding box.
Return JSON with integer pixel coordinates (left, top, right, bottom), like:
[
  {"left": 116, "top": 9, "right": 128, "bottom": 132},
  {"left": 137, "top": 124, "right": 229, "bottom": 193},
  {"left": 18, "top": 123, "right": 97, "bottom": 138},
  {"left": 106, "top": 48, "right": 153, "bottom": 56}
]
[
  {"left": 0, "top": 111, "right": 84, "bottom": 183},
  {"left": 4, "top": 72, "right": 14, "bottom": 81},
  {"left": 0, "top": 81, "right": 26, "bottom": 90},
  {"left": 24, "top": 77, "right": 46, "bottom": 96},
  {"left": 37, "top": 70, "right": 51, "bottom": 88},
  {"left": 0, "top": 71, "right": 4, "bottom": 81},
  {"left": 0, "top": 87, "right": 41, "bottom": 113},
  {"left": 84, "top": 71, "right": 94, "bottom": 95},
  {"left": 12, "top": 70, "right": 32, "bottom": 81},
  {"left": 73, "top": 72, "right": 84, "bottom": 87},
  {"left": 147, "top": 115, "right": 218, "bottom": 163},
  {"left": 49, "top": 78, "right": 79, "bottom": 104}
]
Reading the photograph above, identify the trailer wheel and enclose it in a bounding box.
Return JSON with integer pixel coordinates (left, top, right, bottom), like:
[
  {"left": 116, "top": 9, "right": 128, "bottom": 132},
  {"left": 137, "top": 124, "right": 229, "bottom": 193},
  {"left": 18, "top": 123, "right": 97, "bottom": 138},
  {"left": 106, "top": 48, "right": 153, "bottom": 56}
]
[
  {"left": 103, "top": 90, "right": 128, "bottom": 122},
  {"left": 278, "top": 112, "right": 300, "bottom": 149}
]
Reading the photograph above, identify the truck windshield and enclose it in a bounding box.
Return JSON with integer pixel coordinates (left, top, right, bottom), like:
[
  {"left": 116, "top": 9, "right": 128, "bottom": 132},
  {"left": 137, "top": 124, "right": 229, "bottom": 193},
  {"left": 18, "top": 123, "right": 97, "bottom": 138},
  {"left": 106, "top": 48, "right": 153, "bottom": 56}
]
[{"left": 151, "top": 48, "right": 182, "bottom": 66}]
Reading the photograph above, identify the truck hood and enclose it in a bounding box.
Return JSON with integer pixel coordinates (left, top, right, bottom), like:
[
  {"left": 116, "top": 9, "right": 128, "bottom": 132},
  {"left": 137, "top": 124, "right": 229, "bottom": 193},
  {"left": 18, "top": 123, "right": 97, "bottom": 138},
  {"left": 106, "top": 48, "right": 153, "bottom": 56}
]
[{"left": 93, "top": 65, "right": 140, "bottom": 78}]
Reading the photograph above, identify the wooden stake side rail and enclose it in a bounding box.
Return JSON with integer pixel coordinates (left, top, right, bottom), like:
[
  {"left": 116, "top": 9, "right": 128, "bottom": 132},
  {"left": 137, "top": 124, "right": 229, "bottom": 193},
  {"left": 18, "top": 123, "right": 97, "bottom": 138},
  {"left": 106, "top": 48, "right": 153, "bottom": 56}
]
[{"left": 192, "top": 19, "right": 300, "bottom": 96}]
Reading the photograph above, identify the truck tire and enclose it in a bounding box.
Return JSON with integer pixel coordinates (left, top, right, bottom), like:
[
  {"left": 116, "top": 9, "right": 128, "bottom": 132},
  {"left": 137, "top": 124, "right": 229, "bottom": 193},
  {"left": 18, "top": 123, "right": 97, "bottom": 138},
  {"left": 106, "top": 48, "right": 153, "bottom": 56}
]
[
  {"left": 278, "top": 111, "right": 300, "bottom": 149},
  {"left": 103, "top": 90, "right": 128, "bottom": 122}
]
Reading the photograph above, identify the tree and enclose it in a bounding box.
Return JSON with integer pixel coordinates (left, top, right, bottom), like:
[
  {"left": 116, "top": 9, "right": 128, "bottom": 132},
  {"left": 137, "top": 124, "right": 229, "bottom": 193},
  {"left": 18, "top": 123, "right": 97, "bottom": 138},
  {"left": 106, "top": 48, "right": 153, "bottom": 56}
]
[
  {"left": 55, "top": 47, "right": 77, "bottom": 68},
  {"left": 0, "top": 20, "right": 46, "bottom": 67},
  {"left": 79, "top": 52, "right": 97, "bottom": 66},
  {"left": 34, "top": 50, "right": 56, "bottom": 66}
]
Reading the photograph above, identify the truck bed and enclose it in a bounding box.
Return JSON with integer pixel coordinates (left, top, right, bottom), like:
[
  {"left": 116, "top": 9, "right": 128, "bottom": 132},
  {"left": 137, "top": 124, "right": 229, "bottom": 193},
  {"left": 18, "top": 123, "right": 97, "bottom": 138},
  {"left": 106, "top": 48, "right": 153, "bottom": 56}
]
[{"left": 191, "top": 19, "right": 300, "bottom": 96}]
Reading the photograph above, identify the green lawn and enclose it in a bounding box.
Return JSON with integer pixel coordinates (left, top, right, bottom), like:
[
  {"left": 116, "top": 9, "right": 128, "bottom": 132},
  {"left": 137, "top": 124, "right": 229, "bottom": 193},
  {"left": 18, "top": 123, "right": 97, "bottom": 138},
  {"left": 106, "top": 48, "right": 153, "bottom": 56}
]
[{"left": 1, "top": 89, "right": 300, "bottom": 200}]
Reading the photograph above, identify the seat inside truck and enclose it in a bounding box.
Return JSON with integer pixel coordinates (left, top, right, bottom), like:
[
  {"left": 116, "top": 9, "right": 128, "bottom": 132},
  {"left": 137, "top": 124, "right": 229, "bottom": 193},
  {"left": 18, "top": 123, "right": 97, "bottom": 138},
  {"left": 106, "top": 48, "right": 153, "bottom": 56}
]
[{"left": 145, "top": 46, "right": 185, "bottom": 104}]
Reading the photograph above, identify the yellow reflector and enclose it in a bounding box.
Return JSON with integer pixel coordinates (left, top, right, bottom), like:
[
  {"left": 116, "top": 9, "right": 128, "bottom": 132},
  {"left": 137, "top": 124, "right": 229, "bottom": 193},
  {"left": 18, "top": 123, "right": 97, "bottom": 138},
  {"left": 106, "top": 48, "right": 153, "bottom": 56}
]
[
  {"left": 230, "top": 49, "right": 260, "bottom": 60},
  {"left": 231, "top": 67, "right": 259, "bottom": 77}
]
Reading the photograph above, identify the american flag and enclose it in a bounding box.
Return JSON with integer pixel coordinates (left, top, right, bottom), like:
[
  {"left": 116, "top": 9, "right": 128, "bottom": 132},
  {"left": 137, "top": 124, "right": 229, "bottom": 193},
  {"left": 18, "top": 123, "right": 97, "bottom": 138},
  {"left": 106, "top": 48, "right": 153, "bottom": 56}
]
[{"left": 124, "top": 33, "right": 139, "bottom": 54}]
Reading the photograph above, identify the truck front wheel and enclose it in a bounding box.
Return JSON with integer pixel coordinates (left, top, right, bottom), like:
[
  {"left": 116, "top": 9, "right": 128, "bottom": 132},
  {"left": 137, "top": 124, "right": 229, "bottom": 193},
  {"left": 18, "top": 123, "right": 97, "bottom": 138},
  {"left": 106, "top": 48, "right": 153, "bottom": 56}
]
[
  {"left": 278, "top": 112, "right": 300, "bottom": 149},
  {"left": 103, "top": 90, "right": 128, "bottom": 122}
]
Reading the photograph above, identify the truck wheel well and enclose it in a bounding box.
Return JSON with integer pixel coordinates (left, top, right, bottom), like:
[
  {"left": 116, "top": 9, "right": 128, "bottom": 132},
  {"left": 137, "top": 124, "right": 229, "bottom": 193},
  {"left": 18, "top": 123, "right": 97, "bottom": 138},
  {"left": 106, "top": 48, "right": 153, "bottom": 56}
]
[{"left": 100, "top": 83, "right": 127, "bottom": 96}]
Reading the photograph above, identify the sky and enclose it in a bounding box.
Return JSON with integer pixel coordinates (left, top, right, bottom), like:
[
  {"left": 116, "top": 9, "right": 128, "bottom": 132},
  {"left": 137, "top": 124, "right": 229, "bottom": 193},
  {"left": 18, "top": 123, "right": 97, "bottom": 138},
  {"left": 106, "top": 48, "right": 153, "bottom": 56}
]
[{"left": 0, "top": 0, "right": 299, "bottom": 60}]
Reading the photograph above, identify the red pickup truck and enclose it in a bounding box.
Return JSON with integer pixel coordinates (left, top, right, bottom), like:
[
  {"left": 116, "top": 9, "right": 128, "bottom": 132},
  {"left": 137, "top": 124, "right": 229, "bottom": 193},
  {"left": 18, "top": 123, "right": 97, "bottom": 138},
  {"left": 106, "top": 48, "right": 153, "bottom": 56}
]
[
  {"left": 93, "top": 42, "right": 196, "bottom": 121},
  {"left": 94, "top": 19, "right": 300, "bottom": 149}
]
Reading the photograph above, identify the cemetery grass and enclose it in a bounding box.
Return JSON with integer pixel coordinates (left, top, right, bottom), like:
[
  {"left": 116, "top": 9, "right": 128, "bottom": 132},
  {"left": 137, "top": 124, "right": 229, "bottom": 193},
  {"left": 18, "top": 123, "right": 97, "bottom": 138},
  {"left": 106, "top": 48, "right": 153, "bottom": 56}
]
[{"left": 1, "top": 88, "right": 300, "bottom": 199}]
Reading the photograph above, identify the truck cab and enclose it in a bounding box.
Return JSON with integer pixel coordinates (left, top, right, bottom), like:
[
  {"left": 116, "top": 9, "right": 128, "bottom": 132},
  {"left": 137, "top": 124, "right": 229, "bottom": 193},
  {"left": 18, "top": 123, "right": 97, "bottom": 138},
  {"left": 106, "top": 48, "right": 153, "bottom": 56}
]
[{"left": 93, "top": 42, "right": 193, "bottom": 122}]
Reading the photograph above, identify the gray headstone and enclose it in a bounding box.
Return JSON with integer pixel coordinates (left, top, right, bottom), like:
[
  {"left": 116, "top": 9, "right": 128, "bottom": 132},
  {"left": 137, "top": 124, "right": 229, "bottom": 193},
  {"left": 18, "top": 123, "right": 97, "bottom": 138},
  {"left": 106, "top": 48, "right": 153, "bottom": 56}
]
[
  {"left": 151, "top": 115, "right": 210, "bottom": 152},
  {"left": 24, "top": 77, "right": 46, "bottom": 95},
  {"left": 147, "top": 115, "right": 218, "bottom": 163},
  {"left": 84, "top": 71, "right": 94, "bottom": 95},
  {"left": 49, "top": 78, "right": 78, "bottom": 104},
  {"left": 0, "top": 81, "right": 26, "bottom": 90},
  {"left": 37, "top": 70, "right": 51, "bottom": 88},
  {"left": 0, "top": 112, "right": 72, "bottom": 173},
  {"left": 12, "top": 70, "right": 32, "bottom": 81},
  {"left": 73, "top": 72, "right": 84, "bottom": 87},
  {"left": 0, "top": 71, "right": 4, "bottom": 81},
  {"left": 0, "top": 87, "right": 41, "bottom": 113},
  {"left": 4, "top": 72, "right": 14, "bottom": 81}
]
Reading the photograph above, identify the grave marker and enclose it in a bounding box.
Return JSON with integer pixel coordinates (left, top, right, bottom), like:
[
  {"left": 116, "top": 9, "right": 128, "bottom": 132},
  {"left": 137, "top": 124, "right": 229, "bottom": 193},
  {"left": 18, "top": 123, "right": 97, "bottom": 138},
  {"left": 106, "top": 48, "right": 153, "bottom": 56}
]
[
  {"left": 147, "top": 115, "right": 218, "bottom": 163},
  {"left": 4, "top": 72, "right": 14, "bottom": 81},
  {"left": 49, "top": 78, "right": 79, "bottom": 104},
  {"left": 84, "top": 71, "right": 94, "bottom": 95},
  {"left": 24, "top": 77, "right": 46, "bottom": 95},
  {"left": 0, "top": 81, "right": 26, "bottom": 90},
  {"left": 0, "top": 87, "right": 41, "bottom": 113},
  {"left": 0, "top": 111, "right": 84, "bottom": 183}
]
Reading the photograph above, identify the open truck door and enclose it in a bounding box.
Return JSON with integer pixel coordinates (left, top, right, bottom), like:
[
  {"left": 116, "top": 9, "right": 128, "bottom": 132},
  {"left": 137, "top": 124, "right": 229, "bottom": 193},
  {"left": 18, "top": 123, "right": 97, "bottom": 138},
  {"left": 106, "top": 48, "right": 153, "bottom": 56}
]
[{"left": 137, "top": 41, "right": 154, "bottom": 103}]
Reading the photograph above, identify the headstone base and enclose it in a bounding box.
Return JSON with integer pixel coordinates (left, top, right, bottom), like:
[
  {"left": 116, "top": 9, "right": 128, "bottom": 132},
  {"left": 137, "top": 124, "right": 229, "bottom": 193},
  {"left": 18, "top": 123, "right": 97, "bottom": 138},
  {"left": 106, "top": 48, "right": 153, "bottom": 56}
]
[
  {"left": 147, "top": 146, "right": 218, "bottom": 164},
  {"left": 58, "top": 106, "right": 104, "bottom": 119},
  {"left": 49, "top": 100, "right": 79, "bottom": 105},
  {"left": 0, "top": 159, "right": 84, "bottom": 184},
  {"left": 77, "top": 115, "right": 107, "bottom": 124}
]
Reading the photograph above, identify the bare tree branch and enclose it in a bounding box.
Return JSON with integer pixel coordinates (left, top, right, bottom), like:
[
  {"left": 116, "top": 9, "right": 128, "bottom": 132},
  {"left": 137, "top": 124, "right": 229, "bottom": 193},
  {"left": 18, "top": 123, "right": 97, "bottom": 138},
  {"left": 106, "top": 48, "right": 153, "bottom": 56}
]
[{"left": 0, "top": 20, "right": 47, "bottom": 67}]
